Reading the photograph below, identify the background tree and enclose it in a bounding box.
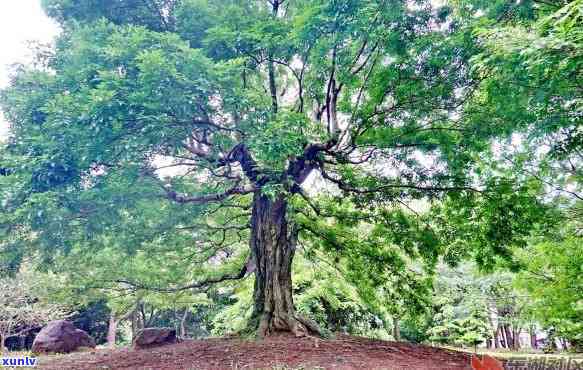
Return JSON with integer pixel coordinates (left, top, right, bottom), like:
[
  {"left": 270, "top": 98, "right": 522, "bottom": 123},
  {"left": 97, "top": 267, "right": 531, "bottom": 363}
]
[
  {"left": 50, "top": 239, "right": 213, "bottom": 345},
  {"left": 462, "top": 0, "right": 581, "bottom": 202},
  {"left": 0, "top": 269, "right": 68, "bottom": 352},
  {"left": 455, "top": 0, "right": 582, "bottom": 350},
  {"left": 69, "top": 300, "right": 113, "bottom": 347},
  {"left": 211, "top": 251, "right": 399, "bottom": 339},
  {"left": 514, "top": 234, "right": 583, "bottom": 352}
]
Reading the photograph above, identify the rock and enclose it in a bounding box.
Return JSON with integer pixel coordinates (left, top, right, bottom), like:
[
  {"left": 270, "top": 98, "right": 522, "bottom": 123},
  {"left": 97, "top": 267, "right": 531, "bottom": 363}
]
[
  {"left": 32, "top": 320, "right": 96, "bottom": 354},
  {"left": 133, "top": 328, "right": 178, "bottom": 349}
]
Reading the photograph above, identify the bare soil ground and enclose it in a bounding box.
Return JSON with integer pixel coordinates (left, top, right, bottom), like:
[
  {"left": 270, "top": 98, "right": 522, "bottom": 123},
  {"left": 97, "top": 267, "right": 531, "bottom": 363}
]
[{"left": 38, "top": 334, "right": 476, "bottom": 370}]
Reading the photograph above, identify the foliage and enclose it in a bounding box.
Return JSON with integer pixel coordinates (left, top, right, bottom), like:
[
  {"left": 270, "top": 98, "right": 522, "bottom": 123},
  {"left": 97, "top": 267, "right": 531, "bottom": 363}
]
[
  {"left": 462, "top": 0, "right": 582, "bottom": 203},
  {"left": 70, "top": 299, "right": 112, "bottom": 345},
  {"left": 425, "top": 264, "right": 489, "bottom": 346},
  {"left": 0, "top": 0, "right": 577, "bottom": 338},
  {"left": 514, "top": 234, "right": 583, "bottom": 351},
  {"left": 0, "top": 269, "right": 68, "bottom": 351},
  {"left": 212, "top": 252, "right": 394, "bottom": 339},
  {"left": 422, "top": 262, "right": 539, "bottom": 349}
]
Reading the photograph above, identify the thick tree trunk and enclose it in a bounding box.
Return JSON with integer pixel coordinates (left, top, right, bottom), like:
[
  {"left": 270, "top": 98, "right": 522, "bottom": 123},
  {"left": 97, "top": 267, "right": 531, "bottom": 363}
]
[
  {"left": 249, "top": 192, "right": 319, "bottom": 338},
  {"left": 0, "top": 335, "right": 5, "bottom": 354}
]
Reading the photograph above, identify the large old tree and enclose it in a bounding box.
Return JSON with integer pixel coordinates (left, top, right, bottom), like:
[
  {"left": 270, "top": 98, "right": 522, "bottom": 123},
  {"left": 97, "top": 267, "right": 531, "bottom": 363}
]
[{"left": 1, "top": 0, "right": 551, "bottom": 337}]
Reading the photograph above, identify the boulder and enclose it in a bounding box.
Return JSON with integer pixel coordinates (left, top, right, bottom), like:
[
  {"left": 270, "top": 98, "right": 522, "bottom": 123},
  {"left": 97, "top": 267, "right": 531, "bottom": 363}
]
[
  {"left": 133, "top": 328, "right": 178, "bottom": 349},
  {"left": 32, "top": 320, "right": 96, "bottom": 353}
]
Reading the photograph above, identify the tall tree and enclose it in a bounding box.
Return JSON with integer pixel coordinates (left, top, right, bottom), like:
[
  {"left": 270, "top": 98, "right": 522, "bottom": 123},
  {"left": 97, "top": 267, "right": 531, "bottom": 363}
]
[{"left": 1, "top": 0, "right": 546, "bottom": 337}]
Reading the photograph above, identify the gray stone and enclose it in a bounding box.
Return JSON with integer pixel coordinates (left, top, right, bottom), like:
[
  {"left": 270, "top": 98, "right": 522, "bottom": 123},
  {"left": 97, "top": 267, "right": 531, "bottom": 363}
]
[
  {"left": 133, "top": 327, "right": 177, "bottom": 349},
  {"left": 32, "top": 320, "right": 96, "bottom": 353}
]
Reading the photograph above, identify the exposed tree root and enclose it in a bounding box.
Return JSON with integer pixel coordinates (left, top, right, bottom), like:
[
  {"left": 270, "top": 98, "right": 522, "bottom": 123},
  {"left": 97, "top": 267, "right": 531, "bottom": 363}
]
[{"left": 251, "top": 312, "right": 322, "bottom": 339}]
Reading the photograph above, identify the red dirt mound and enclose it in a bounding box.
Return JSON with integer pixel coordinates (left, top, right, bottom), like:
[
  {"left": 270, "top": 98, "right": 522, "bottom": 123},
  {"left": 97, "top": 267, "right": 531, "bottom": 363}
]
[{"left": 39, "top": 334, "right": 475, "bottom": 369}]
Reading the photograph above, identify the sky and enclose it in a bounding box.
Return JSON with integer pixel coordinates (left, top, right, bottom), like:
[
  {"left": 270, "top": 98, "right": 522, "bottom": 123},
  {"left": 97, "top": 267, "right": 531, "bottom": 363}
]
[{"left": 0, "top": 0, "right": 60, "bottom": 139}]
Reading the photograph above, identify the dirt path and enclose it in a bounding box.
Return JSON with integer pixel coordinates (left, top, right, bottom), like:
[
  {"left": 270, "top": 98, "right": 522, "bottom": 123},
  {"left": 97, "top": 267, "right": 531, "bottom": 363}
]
[{"left": 39, "top": 334, "right": 474, "bottom": 370}]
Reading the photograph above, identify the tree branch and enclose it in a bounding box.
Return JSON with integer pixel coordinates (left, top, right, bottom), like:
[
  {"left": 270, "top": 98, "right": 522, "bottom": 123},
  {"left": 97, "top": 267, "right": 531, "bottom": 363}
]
[
  {"left": 220, "top": 143, "right": 264, "bottom": 184},
  {"left": 166, "top": 183, "right": 256, "bottom": 204},
  {"left": 111, "top": 262, "right": 251, "bottom": 293}
]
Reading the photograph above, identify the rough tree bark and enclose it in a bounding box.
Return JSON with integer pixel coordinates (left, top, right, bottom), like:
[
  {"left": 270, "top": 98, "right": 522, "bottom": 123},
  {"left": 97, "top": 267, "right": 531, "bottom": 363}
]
[{"left": 249, "top": 192, "right": 319, "bottom": 338}]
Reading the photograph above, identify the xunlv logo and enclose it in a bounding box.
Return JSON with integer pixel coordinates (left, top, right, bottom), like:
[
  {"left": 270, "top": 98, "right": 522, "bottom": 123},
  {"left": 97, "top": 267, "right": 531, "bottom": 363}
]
[{"left": 1, "top": 356, "right": 38, "bottom": 367}]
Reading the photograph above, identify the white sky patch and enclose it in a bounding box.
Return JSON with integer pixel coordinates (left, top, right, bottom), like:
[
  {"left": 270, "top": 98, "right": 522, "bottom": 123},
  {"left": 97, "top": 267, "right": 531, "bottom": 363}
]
[{"left": 0, "top": 0, "right": 60, "bottom": 140}]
